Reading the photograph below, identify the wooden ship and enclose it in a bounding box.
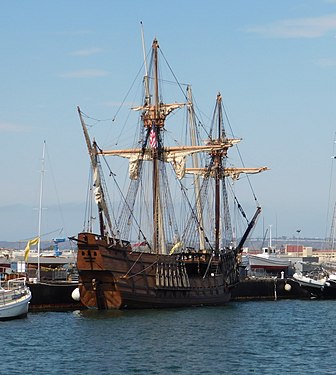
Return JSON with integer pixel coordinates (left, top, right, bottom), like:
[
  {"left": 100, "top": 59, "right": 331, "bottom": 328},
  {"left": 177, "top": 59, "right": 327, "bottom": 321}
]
[{"left": 74, "top": 37, "right": 267, "bottom": 309}]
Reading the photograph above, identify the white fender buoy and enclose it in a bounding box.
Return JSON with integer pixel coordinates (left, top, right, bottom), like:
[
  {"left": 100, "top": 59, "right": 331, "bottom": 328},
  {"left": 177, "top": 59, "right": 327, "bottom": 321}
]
[
  {"left": 72, "top": 287, "right": 81, "bottom": 301},
  {"left": 284, "top": 283, "right": 292, "bottom": 292}
]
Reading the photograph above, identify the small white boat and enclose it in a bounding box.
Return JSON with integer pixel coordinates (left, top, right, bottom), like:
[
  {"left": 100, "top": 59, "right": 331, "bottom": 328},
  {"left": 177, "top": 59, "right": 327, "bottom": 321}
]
[
  {"left": 0, "top": 277, "right": 32, "bottom": 320},
  {"left": 292, "top": 272, "right": 326, "bottom": 288},
  {"left": 248, "top": 226, "right": 291, "bottom": 272},
  {"left": 292, "top": 267, "right": 336, "bottom": 299},
  {"left": 248, "top": 248, "right": 292, "bottom": 270}
]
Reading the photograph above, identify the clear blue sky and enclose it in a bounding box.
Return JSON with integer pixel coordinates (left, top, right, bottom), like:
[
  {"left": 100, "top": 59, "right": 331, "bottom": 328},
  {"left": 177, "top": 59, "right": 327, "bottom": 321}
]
[{"left": 1, "top": 0, "right": 336, "bottom": 241}]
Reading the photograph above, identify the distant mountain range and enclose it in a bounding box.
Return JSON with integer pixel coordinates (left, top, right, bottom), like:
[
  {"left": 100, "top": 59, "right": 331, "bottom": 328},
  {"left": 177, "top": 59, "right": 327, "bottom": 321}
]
[{"left": 0, "top": 238, "right": 328, "bottom": 251}]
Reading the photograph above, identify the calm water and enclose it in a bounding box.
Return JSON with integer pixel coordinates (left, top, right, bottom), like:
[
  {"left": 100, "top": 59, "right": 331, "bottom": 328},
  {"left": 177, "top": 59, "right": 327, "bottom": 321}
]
[{"left": 1, "top": 300, "right": 336, "bottom": 375}]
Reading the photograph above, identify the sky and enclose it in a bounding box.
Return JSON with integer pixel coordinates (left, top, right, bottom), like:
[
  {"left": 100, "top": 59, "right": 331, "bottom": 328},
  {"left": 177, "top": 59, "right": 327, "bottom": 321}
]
[{"left": 1, "top": 0, "right": 336, "bottom": 242}]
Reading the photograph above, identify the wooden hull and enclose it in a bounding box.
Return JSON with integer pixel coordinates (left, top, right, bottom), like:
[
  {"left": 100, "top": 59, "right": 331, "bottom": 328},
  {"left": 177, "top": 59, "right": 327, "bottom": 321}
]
[{"left": 76, "top": 232, "right": 237, "bottom": 309}]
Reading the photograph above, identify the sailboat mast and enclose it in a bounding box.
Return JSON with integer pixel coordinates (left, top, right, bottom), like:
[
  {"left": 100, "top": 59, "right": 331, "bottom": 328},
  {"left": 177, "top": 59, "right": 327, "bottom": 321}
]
[{"left": 37, "top": 140, "right": 46, "bottom": 282}]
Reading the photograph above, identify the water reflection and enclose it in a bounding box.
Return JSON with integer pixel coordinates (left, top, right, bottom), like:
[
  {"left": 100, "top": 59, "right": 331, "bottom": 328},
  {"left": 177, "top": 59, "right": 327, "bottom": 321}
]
[{"left": 73, "top": 308, "right": 124, "bottom": 320}]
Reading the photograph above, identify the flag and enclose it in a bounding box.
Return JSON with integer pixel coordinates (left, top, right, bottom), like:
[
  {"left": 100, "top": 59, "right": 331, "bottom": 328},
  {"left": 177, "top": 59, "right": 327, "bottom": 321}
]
[
  {"left": 149, "top": 126, "right": 157, "bottom": 149},
  {"left": 132, "top": 241, "right": 148, "bottom": 248},
  {"left": 169, "top": 241, "right": 183, "bottom": 255},
  {"left": 24, "top": 237, "right": 39, "bottom": 262}
]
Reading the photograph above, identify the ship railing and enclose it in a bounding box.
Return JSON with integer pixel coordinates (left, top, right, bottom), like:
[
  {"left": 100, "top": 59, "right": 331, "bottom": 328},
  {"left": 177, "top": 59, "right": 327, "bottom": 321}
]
[
  {"left": 0, "top": 277, "right": 29, "bottom": 306},
  {"left": 3, "top": 277, "right": 27, "bottom": 290},
  {"left": 75, "top": 232, "right": 130, "bottom": 247}
]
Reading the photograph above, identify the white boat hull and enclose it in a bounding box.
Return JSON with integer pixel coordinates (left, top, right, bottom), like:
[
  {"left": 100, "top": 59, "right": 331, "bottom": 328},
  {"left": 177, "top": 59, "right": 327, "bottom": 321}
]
[
  {"left": 291, "top": 272, "right": 336, "bottom": 299},
  {"left": 0, "top": 279, "right": 32, "bottom": 320},
  {"left": 292, "top": 272, "right": 325, "bottom": 289},
  {"left": 0, "top": 292, "right": 31, "bottom": 320},
  {"left": 248, "top": 254, "right": 291, "bottom": 269}
]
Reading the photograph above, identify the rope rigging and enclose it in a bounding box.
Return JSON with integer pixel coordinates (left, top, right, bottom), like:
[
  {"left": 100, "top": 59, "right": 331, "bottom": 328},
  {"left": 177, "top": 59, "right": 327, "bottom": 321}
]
[
  {"left": 79, "top": 40, "right": 263, "bottom": 256},
  {"left": 96, "top": 143, "right": 151, "bottom": 248}
]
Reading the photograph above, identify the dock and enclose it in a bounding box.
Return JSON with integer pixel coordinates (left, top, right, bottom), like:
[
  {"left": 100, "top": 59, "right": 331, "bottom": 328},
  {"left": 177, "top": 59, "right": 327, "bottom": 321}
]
[{"left": 231, "top": 277, "right": 311, "bottom": 301}]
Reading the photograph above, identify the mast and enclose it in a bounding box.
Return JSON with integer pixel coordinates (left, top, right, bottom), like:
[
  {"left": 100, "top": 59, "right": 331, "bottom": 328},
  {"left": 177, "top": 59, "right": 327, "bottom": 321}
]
[
  {"left": 138, "top": 38, "right": 184, "bottom": 254},
  {"left": 187, "top": 86, "right": 205, "bottom": 250},
  {"left": 152, "top": 39, "right": 160, "bottom": 253},
  {"left": 327, "top": 134, "right": 336, "bottom": 249},
  {"left": 140, "top": 22, "right": 150, "bottom": 105},
  {"left": 184, "top": 91, "right": 266, "bottom": 252},
  {"left": 329, "top": 203, "right": 336, "bottom": 250},
  {"left": 37, "top": 140, "right": 46, "bottom": 282},
  {"left": 214, "top": 93, "right": 222, "bottom": 251},
  {"left": 78, "top": 106, "right": 115, "bottom": 239}
]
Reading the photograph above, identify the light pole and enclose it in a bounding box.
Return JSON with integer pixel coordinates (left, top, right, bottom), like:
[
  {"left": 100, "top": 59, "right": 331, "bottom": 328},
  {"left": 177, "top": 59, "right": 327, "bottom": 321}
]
[{"left": 296, "top": 229, "right": 301, "bottom": 255}]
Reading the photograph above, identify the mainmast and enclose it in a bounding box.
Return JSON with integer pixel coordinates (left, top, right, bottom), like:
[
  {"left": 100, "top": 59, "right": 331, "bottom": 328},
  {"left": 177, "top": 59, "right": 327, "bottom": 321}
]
[
  {"left": 136, "top": 38, "right": 185, "bottom": 254},
  {"left": 214, "top": 93, "right": 223, "bottom": 250}
]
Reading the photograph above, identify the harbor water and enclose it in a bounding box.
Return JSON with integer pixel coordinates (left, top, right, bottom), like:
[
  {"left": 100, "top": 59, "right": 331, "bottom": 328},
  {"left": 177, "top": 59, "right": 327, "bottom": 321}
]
[{"left": 1, "top": 300, "right": 336, "bottom": 374}]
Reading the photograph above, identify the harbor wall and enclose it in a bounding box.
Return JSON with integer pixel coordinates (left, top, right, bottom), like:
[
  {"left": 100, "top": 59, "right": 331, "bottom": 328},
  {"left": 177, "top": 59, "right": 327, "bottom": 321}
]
[{"left": 231, "top": 277, "right": 310, "bottom": 301}]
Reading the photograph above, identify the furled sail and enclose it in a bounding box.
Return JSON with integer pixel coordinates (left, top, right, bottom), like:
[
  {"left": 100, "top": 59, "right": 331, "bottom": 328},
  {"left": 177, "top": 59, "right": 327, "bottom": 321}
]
[
  {"left": 185, "top": 166, "right": 268, "bottom": 180},
  {"left": 99, "top": 141, "right": 241, "bottom": 180}
]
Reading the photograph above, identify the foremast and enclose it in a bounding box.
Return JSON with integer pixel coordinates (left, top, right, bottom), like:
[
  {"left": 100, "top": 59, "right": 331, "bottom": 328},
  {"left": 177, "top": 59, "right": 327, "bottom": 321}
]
[{"left": 78, "top": 106, "right": 115, "bottom": 239}]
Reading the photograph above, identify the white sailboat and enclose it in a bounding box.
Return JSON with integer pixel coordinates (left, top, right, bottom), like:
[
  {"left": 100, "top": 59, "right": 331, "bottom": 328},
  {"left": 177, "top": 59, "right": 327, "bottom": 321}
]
[
  {"left": 0, "top": 277, "right": 31, "bottom": 320},
  {"left": 24, "top": 141, "right": 81, "bottom": 311}
]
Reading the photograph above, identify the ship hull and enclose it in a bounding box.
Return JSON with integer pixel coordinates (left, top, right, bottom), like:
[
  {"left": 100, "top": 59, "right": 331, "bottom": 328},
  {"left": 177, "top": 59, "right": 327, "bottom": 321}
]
[
  {"left": 28, "top": 281, "right": 84, "bottom": 311},
  {"left": 76, "top": 232, "right": 235, "bottom": 309}
]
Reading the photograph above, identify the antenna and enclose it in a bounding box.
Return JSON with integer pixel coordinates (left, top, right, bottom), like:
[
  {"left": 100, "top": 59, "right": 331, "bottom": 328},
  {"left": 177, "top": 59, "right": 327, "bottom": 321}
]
[
  {"left": 325, "top": 132, "right": 336, "bottom": 248},
  {"left": 37, "top": 140, "right": 46, "bottom": 281}
]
